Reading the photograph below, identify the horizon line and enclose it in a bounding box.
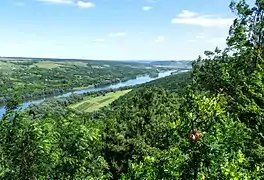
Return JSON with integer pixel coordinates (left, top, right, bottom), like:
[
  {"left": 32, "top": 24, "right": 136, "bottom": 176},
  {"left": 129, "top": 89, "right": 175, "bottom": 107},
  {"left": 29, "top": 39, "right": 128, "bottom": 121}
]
[{"left": 0, "top": 56, "right": 193, "bottom": 61}]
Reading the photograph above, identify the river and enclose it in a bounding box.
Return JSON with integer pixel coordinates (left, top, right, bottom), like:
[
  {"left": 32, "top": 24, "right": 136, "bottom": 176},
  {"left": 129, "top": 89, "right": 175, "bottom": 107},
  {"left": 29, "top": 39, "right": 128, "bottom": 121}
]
[{"left": 0, "top": 70, "right": 179, "bottom": 118}]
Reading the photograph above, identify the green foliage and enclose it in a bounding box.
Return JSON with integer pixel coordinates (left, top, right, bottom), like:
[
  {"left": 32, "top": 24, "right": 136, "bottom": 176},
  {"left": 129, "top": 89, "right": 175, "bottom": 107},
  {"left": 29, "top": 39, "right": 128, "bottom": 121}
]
[
  {"left": 113, "top": 89, "right": 253, "bottom": 179},
  {"left": 0, "top": 110, "right": 109, "bottom": 179},
  {"left": 5, "top": 93, "right": 21, "bottom": 111},
  {"left": 101, "top": 87, "right": 181, "bottom": 179}
]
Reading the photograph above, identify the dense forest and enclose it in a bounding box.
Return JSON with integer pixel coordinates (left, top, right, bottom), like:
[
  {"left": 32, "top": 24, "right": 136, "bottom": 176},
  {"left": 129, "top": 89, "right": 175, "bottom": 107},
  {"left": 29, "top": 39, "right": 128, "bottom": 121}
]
[{"left": 1, "top": 0, "right": 264, "bottom": 179}]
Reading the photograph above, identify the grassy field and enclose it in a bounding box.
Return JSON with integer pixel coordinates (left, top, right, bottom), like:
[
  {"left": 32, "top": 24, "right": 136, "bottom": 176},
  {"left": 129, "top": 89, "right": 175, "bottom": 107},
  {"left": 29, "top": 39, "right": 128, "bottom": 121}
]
[
  {"left": 60, "top": 61, "right": 88, "bottom": 67},
  {"left": 34, "top": 61, "right": 94, "bottom": 69},
  {"left": 34, "top": 61, "right": 63, "bottom": 69},
  {"left": 69, "top": 89, "right": 131, "bottom": 113}
]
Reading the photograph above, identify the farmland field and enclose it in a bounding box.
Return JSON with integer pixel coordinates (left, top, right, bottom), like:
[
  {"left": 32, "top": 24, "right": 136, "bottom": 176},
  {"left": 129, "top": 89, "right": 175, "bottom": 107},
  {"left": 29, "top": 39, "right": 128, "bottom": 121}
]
[
  {"left": 69, "top": 89, "right": 131, "bottom": 112},
  {"left": 34, "top": 61, "right": 63, "bottom": 69}
]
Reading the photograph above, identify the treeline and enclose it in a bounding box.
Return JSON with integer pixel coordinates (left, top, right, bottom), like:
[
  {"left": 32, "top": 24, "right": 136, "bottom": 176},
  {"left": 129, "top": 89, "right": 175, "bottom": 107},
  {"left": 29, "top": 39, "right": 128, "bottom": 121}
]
[{"left": 1, "top": 0, "right": 264, "bottom": 179}]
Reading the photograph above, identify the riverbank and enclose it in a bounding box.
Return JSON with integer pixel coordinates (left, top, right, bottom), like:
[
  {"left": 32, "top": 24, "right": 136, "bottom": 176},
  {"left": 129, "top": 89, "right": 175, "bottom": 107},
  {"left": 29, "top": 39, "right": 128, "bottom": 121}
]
[{"left": 0, "top": 70, "right": 179, "bottom": 118}]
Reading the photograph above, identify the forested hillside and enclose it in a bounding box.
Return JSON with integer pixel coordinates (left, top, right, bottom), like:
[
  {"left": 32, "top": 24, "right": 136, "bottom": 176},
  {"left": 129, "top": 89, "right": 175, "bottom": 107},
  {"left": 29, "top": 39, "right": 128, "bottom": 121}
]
[
  {"left": 0, "top": 59, "right": 160, "bottom": 106},
  {"left": 142, "top": 71, "right": 192, "bottom": 94},
  {"left": 1, "top": 0, "right": 264, "bottom": 179}
]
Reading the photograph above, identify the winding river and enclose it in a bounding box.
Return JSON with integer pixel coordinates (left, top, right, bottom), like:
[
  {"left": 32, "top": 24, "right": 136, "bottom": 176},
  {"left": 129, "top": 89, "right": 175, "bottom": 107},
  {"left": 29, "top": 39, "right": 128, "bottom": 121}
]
[{"left": 0, "top": 70, "right": 180, "bottom": 118}]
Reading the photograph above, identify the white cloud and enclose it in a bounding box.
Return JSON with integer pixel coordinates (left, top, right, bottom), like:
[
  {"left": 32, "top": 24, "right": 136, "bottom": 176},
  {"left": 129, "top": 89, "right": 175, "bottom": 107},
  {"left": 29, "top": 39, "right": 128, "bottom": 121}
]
[
  {"left": 109, "top": 32, "right": 127, "bottom": 37},
  {"left": 76, "top": 1, "right": 94, "bottom": 8},
  {"left": 37, "top": 0, "right": 95, "bottom": 8},
  {"left": 195, "top": 33, "right": 205, "bottom": 39},
  {"left": 142, "top": 6, "right": 152, "bottom": 11},
  {"left": 172, "top": 10, "right": 234, "bottom": 27},
  {"left": 155, "top": 36, "right": 165, "bottom": 42},
  {"left": 178, "top": 10, "right": 198, "bottom": 18},
  {"left": 37, "top": 0, "right": 73, "bottom": 4},
  {"left": 196, "top": 35, "right": 205, "bottom": 39},
  {"left": 94, "top": 38, "right": 105, "bottom": 42}
]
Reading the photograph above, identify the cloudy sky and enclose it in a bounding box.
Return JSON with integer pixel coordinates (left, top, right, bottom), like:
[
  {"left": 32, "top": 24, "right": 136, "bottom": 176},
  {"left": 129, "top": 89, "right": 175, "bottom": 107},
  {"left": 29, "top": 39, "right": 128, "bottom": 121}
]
[{"left": 0, "top": 0, "right": 251, "bottom": 60}]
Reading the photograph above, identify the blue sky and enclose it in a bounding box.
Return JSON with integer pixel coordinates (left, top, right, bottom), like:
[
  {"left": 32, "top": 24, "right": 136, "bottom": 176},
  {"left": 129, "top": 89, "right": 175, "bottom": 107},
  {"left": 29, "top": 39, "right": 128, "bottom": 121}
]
[{"left": 0, "top": 0, "right": 250, "bottom": 60}]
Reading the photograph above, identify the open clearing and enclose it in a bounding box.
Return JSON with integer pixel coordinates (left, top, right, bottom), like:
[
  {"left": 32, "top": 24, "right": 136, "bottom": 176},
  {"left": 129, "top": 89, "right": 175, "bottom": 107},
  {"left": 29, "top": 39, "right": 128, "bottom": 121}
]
[
  {"left": 69, "top": 89, "right": 131, "bottom": 113},
  {"left": 57, "top": 61, "right": 88, "bottom": 67},
  {"left": 35, "top": 61, "right": 63, "bottom": 69},
  {"left": 35, "top": 61, "right": 90, "bottom": 69}
]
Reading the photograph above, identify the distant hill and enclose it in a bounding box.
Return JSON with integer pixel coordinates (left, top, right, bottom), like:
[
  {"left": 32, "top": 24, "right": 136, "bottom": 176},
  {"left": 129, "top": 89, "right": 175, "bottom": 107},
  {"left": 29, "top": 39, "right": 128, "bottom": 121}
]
[{"left": 149, "top": 60, "right": 193, "bottom": 69}]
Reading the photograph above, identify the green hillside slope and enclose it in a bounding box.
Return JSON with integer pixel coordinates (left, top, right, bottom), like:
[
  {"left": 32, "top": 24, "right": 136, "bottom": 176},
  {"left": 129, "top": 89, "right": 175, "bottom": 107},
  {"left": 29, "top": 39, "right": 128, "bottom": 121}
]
[{"left": 143, "top": 71, "right": 192, "bottom": 93}]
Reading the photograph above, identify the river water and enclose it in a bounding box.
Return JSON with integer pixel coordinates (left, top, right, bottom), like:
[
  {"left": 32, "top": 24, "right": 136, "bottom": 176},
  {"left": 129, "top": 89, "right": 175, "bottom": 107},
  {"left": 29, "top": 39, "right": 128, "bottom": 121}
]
[{"left": 0, "top": 70, "right": 179, "bottom": 118}]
